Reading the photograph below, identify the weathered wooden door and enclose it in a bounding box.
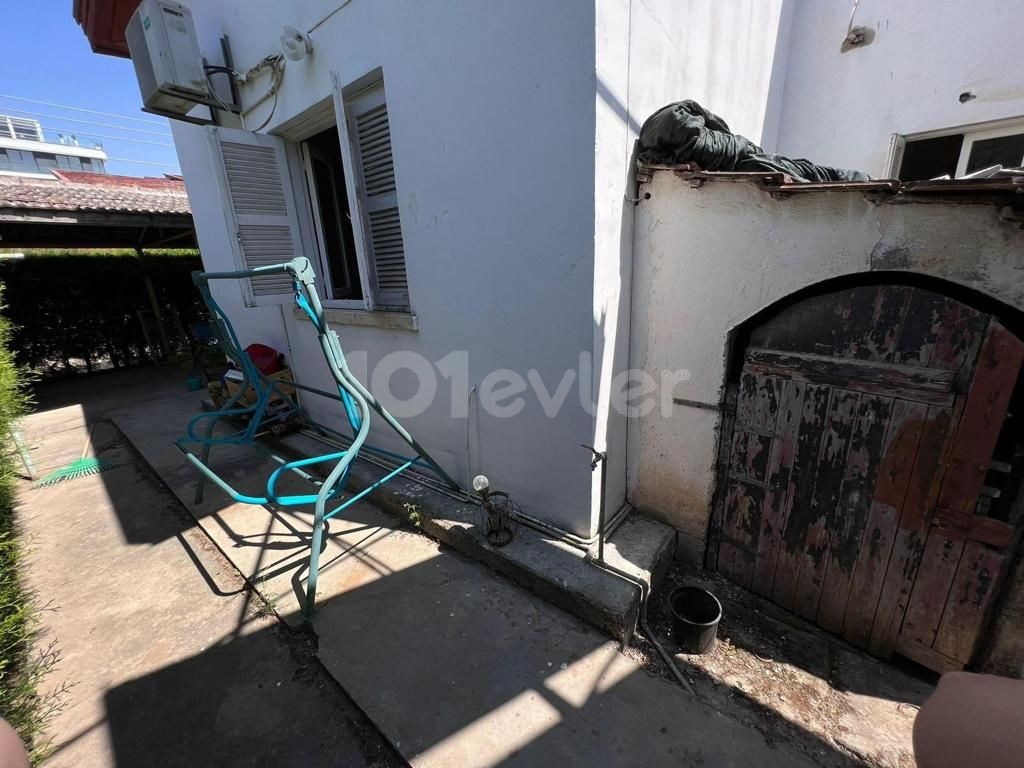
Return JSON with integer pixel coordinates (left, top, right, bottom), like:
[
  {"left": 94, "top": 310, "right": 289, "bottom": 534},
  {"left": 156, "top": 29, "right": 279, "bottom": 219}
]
[{"left": 710, "top": 284, "right": 1024, "bottom": 672}]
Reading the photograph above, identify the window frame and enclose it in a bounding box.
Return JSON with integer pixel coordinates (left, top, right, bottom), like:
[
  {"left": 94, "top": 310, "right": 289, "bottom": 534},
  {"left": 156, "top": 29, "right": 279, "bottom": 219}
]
[
  {"left": 955, "top": 122, "right": 1024, "bottom": 178},
  {"left": 273, "top": 95, "right": 373, "bottom": 312},
  {"left": 299, "top": 136, "right": 368, "bottom": 311},
  {"left": 273, "top": 69, "right": 409, "bottom": 314},
  {"left": 890, "top": 117, "right": 1024, "bottom": 179}
]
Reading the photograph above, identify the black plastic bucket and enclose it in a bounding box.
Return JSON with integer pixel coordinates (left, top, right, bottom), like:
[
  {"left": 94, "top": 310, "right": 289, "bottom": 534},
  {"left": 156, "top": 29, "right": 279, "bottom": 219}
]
[{"left": 669, "top": 586, "right": 722, "bottom": 654}]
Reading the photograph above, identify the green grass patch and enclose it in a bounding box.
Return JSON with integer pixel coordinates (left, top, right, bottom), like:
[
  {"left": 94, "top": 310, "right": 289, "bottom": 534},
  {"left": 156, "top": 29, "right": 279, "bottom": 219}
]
[{"left": 0, "top": 288, "right": 70, "bottom": 763}]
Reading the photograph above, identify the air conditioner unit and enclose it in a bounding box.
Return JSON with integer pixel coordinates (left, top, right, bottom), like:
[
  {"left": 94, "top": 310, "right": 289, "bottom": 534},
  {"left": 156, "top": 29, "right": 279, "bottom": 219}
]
[{"left": 126, "top": 0, "right": 211, "bottom": 120}]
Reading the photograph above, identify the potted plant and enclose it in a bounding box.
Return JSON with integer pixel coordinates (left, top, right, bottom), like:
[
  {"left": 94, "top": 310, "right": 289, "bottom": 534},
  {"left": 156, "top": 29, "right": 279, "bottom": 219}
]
[
  {"left": 168, "top": 348, "right": 203, "bottom": 391},
  {"left": 195, "top": 341, "right": 227, "bottom": 381}
]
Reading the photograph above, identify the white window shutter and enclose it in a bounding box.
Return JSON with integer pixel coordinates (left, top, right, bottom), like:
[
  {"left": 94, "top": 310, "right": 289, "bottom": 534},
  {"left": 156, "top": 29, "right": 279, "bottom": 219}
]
[
  {"left": 207, "top": 127, "right": 303, "bottom": 305},
  {"left": 346, "top": 84, "right": 410, "bottom": 310}
]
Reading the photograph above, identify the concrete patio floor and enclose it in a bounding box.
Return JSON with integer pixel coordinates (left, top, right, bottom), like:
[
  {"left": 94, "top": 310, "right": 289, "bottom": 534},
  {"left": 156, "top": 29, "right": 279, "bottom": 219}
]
[
  {"left": 16, "top": 385, "right": 401, "bottom": 767},
  {"left": 106, "top": 378, "right": 824, "bottom": 767},
  {"left": 18, "top": 367, "right": 923, "bottom": 766}
]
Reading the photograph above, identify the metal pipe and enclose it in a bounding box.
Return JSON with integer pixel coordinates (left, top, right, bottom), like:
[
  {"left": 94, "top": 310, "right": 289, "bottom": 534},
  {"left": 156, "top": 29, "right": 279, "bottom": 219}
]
[
  {"left": 297, "top": 427, "right": 474, "bottom": 503},
  {"left": 586, "top": 554, "right": 696, "bottom": 697},
  {"left": 598, "top": 453, "right": 607, "bottom": 562},
  {"left": 581, "top": 444, "right": 608, "bottom": 562},
  {"left": 579, "top": 446, "right": 696, "bottom": 698},
  {"left": 288, "top": 379, "right": 347, "bottom": 403},
  {"left": 10, "top": 428, "right": 35, "bottom": 480}
]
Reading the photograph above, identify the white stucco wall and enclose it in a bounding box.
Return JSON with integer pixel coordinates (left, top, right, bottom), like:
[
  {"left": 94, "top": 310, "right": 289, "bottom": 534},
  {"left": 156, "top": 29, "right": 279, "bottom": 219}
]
[
  {"left": 591, "top": 0, "right": 787, "bottom": 529},
  {"left": 172, "top": 0, "right": 600, "bottom": 536},
  {"left": 774, "top": 0, "right": 1024, "bottom": 175},
  {"left": 169, "top": 0, "right": 1024, "bottom": 542},
  {"left": 629, "top": 172, "right": 1024, "bottom": 558}
]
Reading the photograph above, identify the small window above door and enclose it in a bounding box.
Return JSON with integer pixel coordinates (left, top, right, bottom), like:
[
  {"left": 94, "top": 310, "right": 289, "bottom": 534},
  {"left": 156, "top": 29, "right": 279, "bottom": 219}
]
[
  {"left": 895, "top": 120, "right": 1024, "bottom": 180},
  {"left": 959, "top": 127, "right": 1024, "bottom": 176}
]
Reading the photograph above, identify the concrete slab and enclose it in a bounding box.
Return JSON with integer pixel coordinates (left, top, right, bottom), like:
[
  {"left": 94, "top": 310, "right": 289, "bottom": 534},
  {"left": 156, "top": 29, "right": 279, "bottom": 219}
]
[
  {"left": 16, "top": 404, "right": 401, "bottom": 767},
  {"left": 309, "top": 539, "right": 821, "bottom": 768},
  {"left": 110, "top": 388, "right": 676, "bottom": 641}
]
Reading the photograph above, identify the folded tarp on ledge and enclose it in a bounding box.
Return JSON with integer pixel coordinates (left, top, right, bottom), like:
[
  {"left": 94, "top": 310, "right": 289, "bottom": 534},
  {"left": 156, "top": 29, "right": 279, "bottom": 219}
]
[{"left": 637, "top": 100, "right": 869, "bottom": 183}]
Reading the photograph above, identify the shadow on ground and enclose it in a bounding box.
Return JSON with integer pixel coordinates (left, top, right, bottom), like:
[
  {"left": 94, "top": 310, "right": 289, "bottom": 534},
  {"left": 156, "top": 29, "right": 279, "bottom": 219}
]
[
  {"left": 95, "top": 550, "right": 865, "bottom": 768},
  {"left": 25, "top": 366, "right": 923, "bottom": 767},
  {"left": 640, "top": 563, "right": 934, "bottom": 767},
  {"left": 101, "top": 623, "right": 398, "bottom": 768}
]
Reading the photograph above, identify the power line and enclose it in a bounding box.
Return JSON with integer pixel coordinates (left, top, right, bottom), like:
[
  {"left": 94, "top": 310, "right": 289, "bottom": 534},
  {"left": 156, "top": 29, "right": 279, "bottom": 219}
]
[
  {"left": 0, "top": 107, "right": 176, "bottom": 147},
  {"left": 307, "top": 0, "right": 356, "bottom": 33},
  {"left": 59, "top": 133, "right": 174, "bottom": 150},
  {"left": 0, "top": 106, "right": 172, "bottom": 138},
  {"left": 37, "top": 126, "right": 175, "bottom": 149},
  {"left": 105, "top": 156, "right": 181, "bottom": 168},
  {"left": 0, "top": 94, "right": 168, "bottom": 126},
  {"left": 9, "top": 119, "right": 176, "bottom": 149}
]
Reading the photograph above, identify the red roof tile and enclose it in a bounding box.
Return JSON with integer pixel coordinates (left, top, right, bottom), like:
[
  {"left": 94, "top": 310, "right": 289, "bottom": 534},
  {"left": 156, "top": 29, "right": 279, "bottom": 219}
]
[{"left": 0, "top": 171, "right": 190, "bottom": 215}]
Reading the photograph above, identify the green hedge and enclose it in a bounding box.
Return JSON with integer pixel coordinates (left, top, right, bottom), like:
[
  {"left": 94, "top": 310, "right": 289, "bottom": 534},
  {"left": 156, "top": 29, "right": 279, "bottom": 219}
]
[
  {"left": 0, "top": 251, "right": 204, "bottom": 376},
  {"left": 0, "top": 285, "right": 53, "bottom": 763}
]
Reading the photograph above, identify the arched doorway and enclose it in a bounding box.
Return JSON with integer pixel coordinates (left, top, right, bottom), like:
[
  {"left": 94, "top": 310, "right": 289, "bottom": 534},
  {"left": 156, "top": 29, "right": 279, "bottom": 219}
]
[{"left": 710, "top": 280, "right": 1024, "bottom": 672}]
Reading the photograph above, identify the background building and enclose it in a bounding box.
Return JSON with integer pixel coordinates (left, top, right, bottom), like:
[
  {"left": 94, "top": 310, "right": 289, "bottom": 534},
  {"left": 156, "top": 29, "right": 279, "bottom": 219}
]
[{"left": 0, "top": 115, "right": 108, "bottom": 178}]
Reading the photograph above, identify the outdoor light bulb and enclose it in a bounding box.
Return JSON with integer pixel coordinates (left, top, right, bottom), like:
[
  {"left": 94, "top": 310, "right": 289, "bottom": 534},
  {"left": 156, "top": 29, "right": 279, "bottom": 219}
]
[
  {"left": 280, "top": 26, "right": 313, "bottom": 62},
  {"left": 472, "top": 475, "right": 490, "bottom": 493}
]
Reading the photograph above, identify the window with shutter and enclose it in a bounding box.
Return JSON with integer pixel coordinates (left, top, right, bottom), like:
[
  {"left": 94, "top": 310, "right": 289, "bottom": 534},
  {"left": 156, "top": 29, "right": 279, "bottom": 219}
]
[
  {"left": 301, "top": 125, "right": 363, "bottom": 303},
  {"left": 207, "top": 127, "right": 304, "bottom": 305},
  {"left": 345, "top": 81, "right": 410, "bottom": 310}
]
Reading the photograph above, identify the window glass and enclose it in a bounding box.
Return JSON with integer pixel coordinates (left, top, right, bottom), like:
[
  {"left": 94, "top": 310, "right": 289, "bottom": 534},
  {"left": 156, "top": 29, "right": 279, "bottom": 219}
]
[
  {"left": 304, "top": 126, "right": 362, "bottom": 301},
  {"left": 899, "top": 134, "right": 964, "bottom": 180},
  {"left": 966, "top": 133, "right": 1024, "bottom": 173}
]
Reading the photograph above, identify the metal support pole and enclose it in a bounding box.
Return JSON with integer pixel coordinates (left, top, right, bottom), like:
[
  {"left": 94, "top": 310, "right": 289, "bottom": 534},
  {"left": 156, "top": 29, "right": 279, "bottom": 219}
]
[{"left": 10, "top": 428, "right": 35, "bottom": 481}]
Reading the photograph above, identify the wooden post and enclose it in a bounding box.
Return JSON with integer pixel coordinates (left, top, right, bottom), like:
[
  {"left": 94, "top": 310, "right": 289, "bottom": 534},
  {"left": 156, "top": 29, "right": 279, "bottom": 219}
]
[{"left": 137, "top": 248, "right": 171, "bottom": 359}]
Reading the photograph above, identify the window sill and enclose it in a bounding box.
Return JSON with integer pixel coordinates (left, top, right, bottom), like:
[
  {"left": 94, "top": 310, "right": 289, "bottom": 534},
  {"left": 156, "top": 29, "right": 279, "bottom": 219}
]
[{"left": 293, "top": 306, "right": 419, "bottom": 332}]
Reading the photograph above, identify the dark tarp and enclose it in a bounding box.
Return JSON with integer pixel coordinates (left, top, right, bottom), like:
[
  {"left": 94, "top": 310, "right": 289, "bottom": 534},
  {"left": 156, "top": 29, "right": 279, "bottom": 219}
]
[{"left": 637, "top": 100, "right": 869, "bottom": 182}]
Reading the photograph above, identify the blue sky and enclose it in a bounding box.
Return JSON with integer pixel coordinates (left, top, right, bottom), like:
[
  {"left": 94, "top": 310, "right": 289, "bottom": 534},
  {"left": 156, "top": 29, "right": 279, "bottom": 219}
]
[{"left": 0, "top": 4, "right": 180, "bottom": 177}]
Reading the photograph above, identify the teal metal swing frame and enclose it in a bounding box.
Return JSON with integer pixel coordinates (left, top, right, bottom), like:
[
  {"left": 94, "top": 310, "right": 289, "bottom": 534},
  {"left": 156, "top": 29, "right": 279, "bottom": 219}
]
[{"left": 176, "top": 257, "right": 460, "bottom": 617}]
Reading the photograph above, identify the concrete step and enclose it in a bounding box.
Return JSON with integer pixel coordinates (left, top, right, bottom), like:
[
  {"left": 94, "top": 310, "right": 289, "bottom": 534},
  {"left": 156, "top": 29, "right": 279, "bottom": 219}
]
[{"left": 277, "top": 431, "right": 677, "bottom": 642}]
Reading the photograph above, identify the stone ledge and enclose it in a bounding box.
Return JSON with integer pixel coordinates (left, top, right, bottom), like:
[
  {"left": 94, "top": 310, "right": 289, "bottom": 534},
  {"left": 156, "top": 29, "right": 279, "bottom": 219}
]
[
  {"left": 275, "top": 431, "right": 677, "bottom": 642},
  {"left": 292, "top": 306, "right": 419, "bottom": 331}
]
